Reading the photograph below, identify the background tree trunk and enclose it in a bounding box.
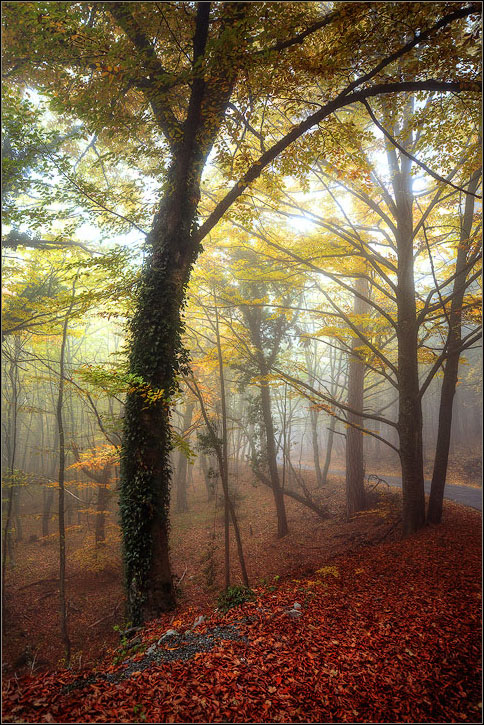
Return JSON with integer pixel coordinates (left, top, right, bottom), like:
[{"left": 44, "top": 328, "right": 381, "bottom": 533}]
[
  {"left": 345, "top": 277, "right": 368, "bottom": 516},
  {"left": 175, "top": 403, "right": 194, "bottom": 513},
  {"left": 427, "top": 169, "right": 480, "bottom": 524}
]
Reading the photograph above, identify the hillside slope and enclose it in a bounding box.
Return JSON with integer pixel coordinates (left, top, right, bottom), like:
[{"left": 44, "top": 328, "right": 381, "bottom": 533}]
[{"left": 2, "top": 504, "right": 481, "bottom": 724}]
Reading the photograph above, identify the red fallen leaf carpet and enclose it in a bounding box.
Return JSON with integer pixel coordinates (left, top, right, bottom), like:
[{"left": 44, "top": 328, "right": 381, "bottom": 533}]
[{"left": 2, "top": 506, "right": 481, "bottom": 724}]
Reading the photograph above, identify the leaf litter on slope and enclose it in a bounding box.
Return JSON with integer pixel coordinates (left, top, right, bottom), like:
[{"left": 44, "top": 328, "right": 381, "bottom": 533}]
[{"left": 2, "top": 504, "right": 481, "bottom": 723}]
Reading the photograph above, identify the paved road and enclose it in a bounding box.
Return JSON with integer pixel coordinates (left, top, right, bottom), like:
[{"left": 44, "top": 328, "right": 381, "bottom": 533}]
[
  {"left": 287, "top": 462, "right": 482, "bottom": 512},
  {"left": 331, "top": 469, "right": 482, "bottom": 512}
]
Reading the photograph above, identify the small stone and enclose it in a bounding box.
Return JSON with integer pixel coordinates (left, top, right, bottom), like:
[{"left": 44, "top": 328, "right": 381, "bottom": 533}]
[
  {"left": 287, "top": 609, "right": 302, "bottom": 619},
  {"left": 293, "top": 602, "right": 301, "bottom": 610},
  {"left": 157, "top": 629, "right": 179, "bottom": 644}
]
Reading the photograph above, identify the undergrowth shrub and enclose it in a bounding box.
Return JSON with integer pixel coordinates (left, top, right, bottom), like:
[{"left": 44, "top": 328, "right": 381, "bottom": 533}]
[{"left": 217, "top": 585, "right": 255, "bottom": 612}]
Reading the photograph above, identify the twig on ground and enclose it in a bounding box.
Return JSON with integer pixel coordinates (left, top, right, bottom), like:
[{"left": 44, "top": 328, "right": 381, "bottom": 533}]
[
  {"left": 175, "top": 566, "right": 188, "bottom": 588},
  {"left": 88, "top": 599, "right": 123, "bottom": 628}
]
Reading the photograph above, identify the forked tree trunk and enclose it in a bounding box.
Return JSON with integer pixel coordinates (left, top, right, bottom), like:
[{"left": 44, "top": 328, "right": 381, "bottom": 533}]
[
  {"left": 427, "top": 170, "right": 480, "bottom": 524},
  {"left": 244, "top": 307, "right": 289, "bottom": 538},
  {"left": 309, "top": 407, "right": 324, "bottom": 487}
]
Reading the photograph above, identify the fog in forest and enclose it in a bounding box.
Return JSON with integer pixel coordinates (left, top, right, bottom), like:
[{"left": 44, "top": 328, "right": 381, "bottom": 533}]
[{"left": 1, "top": 4, "right": 481, "bottom": 711}]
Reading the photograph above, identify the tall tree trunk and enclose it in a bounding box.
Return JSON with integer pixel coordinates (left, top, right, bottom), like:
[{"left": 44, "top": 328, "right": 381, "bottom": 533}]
[
  {"left": 259, "top": 379, "right": 289, "bottom": 537},
  {"left": 200, "top": 455, "right": 216, "bottom": 501},
  {"left": 2, "top": 336, "right": 21, "bottom": 601},
  {"left": 175, "top": 403, "right": 194, "bottom": 513},
  {"left": 427, "top": 170, "right": 480, "bottom": 524},
  {"left": 95, "top": 468, "right": 110, "bottom": 547},
  {"left": 214, "top": 304, "right": 249, "bottom": 587},
  {"left": 386, "top": 100, "right": 426, "bottom": 535},
  {"left": 115, "top": 0, "right": 248, "bottom": 624},
  {"left": 56, "top": 278, "right": 76, "bottom": 665},
  {"left": 42, "top": 425, "right": 59, "bottom": 539},
  {"left": 345, "top": 277, "right": 368, "bottom": 516},
  {"left": 309, "top": 407, "right": 324, "bottom": 487},
  {"left": 321, "top": 417, "right": 335, "bottom": 485}
]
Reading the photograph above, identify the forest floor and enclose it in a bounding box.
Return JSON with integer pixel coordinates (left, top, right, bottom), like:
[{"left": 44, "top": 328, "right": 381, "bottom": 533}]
[{"left": 2, "top": 470, "right": 482, "bottom": 723}]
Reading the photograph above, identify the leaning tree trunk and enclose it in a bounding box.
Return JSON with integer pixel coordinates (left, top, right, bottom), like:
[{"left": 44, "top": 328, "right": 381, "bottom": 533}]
[
  {"left": 345, "top": 276, "right": 368, "bottom": 516},
  {"left": 321, "top": 417, "right": 335, "bottom": 486},
  {"left": 427, "top": 170, "right": 480, "bottom": 524},
  {"left": 259, "top": 378, "right": 289, "bottom": 538},
  {"left": 245, "top": 308, "right": 289, "bottom": 538}
]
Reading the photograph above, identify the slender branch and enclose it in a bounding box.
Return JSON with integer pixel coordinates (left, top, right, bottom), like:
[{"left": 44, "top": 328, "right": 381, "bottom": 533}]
[
  {"left": 337, "top": 4, "right": 480, "bottom": 100},
  {"left": 196, "top": 80, "right": 480, "bottom": 243},
  {"left": 255, "top": 9, "right": 339, "bottom": 56},
  {"left": 362, "top": 100, "right": 482, "bottom": 199},
  {"left": 272, "top": 365, "right": 398, "bottom": 429}
]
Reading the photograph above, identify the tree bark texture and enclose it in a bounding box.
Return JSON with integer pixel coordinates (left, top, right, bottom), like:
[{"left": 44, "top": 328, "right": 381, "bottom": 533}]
[
  {"left": 345, "top": 277, "right": 369, "bottom": 516},
  {"left": 309, "top": 408, "right": 324, "bottom": 487},
  {"left": 321, "top": 418, "right": 335, "bottom": 486},
  {"left": 175, "top": 403, "right": 194, "bottom": 513},
  {"left": 427, "top": 170, "right": 480, "bottom": 524},
  {"left": 56, "top": 279, "right": 76, "bottom": 666},
  {"left": 113, "top": 0, "right": 249, "bottom": 625},
  {"left": 388, "top": 114, "right": 426, "bottom": 535},
  {"left": 95, "top": 471, "right": 110, "bottom": 547}
]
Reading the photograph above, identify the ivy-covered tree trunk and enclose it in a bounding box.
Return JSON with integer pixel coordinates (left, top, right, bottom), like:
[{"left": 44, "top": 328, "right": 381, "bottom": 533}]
[
  {"left": 120, "top": 182, "right": 201, "bottom": 623},
  {"left": 113, "top": 0, "right": 248, "bottom": 626}
]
